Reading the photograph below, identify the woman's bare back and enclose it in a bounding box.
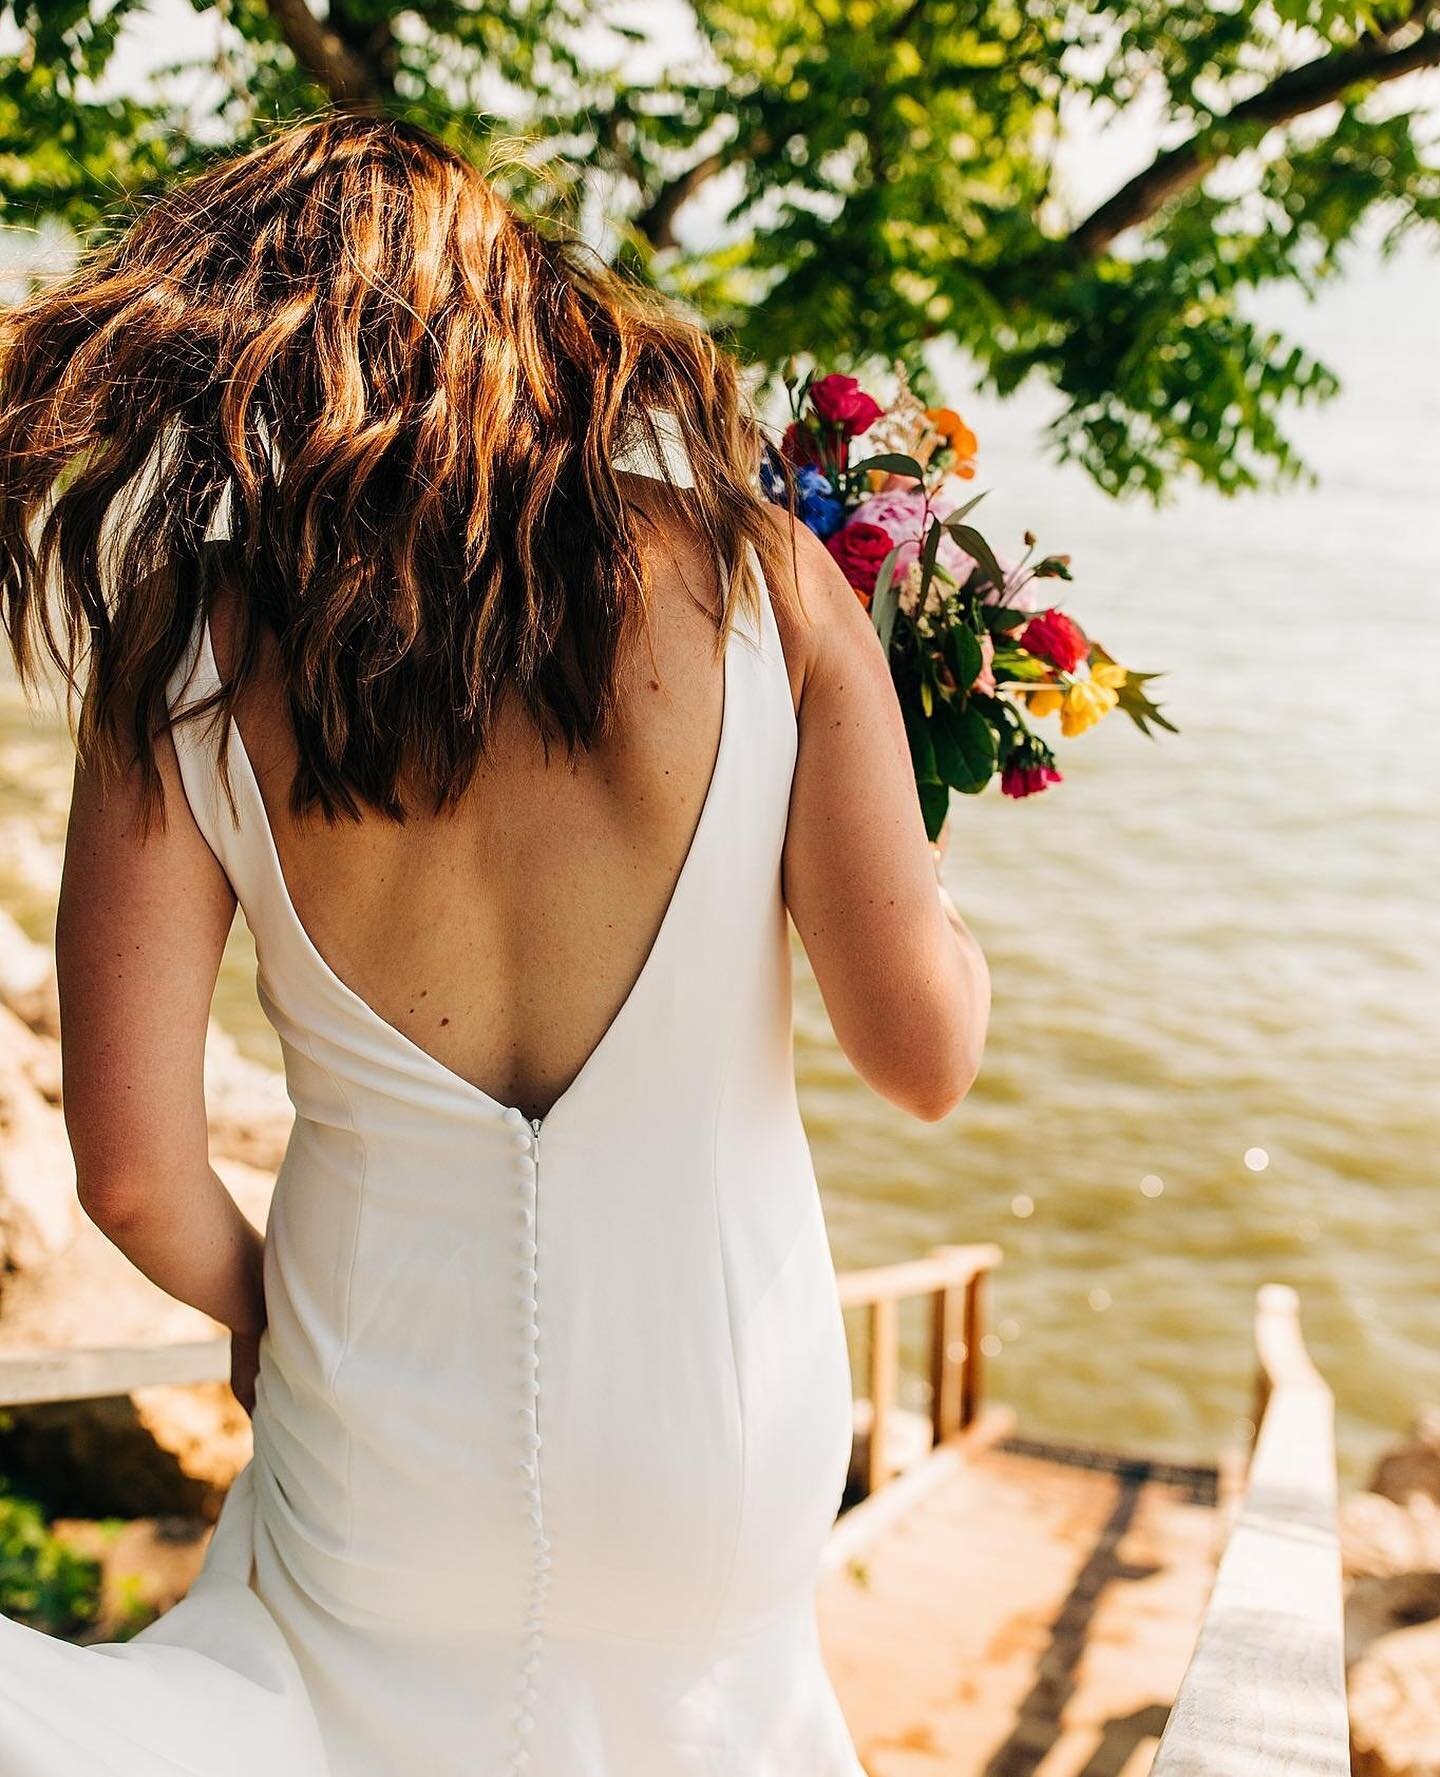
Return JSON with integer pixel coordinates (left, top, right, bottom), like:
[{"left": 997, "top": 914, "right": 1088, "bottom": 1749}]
[{"left": 213, "top": 489, "right": 766, "bottom": 1123}]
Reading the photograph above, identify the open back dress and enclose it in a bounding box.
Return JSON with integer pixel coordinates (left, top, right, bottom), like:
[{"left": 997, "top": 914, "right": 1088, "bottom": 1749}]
[{"left": 0, "top": 566, "right": 864, "bottom": 1777}]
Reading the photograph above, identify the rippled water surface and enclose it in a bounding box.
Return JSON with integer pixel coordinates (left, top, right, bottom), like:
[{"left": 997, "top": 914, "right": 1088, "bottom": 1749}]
[{"left": 1, "top": 255, "right": 1435, "bottom": 1484}]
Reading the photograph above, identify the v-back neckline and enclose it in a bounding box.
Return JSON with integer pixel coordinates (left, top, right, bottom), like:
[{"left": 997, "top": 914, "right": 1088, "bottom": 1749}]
[{"left": 195, "top": 614, "right": 736, "bottom": 1132}]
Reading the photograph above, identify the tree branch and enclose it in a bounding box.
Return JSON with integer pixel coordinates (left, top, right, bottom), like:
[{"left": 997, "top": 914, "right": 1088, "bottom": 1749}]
[
  {"left": 1068, "top": 20, "right": 1440, "bottom": 257},
  {"left": 632, "top": 148, "right": 731, "bottom": 251},
  {"left": 262, "top": 0, "right": 386, "bottom": 107}
]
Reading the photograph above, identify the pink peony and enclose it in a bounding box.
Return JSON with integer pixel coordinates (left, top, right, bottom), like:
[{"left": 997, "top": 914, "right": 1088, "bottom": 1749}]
[
  {"left": 1019, "top": 609, "right": 1087, "bottom": 673},
  {"left": 825, "top": 521, "right": 894, "bottom": 604},
  {"left": 849, "top": 487, "right": 976, "bottom": 585},
  {"left": 1000, "top": 759, "right": 1062, "bottom": 799},
  {"left": 809, "top": 374, "right": 884, "bottom": 438}
]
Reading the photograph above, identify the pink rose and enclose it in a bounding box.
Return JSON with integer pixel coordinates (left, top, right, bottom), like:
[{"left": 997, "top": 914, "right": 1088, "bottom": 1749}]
[
  {"left": 825, "top": 521, "right": 893, "bottom": 605},
  {"left": 849, "top": 487, "right": 976, "bottom": 585},
  {"left": 809, "top": 374, "right": 884, "bottom": 438}
]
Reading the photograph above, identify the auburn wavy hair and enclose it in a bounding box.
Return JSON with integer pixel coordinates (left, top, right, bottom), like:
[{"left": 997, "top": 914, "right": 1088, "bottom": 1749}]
[{"left": 0, "top": 112, "right": 790, "bottom": 820}]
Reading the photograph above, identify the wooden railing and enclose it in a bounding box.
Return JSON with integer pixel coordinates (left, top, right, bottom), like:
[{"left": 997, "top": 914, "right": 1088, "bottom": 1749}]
[
  {"left": 0, "top": 1337, "right": 231, "bottom": 1407},
  {"left": 838, "top": 1242, "right": 1003, "bottom": 1497},
  {"left": 1150, "top": 1283, "right": 1350, "bottom": 1777}
]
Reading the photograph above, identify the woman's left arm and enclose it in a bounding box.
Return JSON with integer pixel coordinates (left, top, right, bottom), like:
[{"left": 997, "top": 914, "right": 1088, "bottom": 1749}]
[{"left": 56, "top": 727, "right": 266, "bottom": 1376}]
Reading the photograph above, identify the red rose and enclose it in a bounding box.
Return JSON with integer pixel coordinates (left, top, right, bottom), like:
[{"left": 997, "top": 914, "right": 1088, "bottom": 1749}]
[
  {"left": 1000, "top": 760, "right": 1062, "bottom": 799},
  {"left": 826, "top": 521, "right": 893, "bottom": 605},
  {"left": 1019, "top": 609, "right": 1087, "bottom": 674},
  {"left": 809, "top": 373, "right": 884, "bottom": 438},
  {"left": 781, "top": 421, "right": 820, "bottom": 466}
]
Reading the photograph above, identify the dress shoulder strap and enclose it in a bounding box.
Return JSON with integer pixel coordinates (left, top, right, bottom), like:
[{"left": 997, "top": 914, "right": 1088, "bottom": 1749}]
[{"left": 164, "top": 616, "right": 272, "bottom": 910}]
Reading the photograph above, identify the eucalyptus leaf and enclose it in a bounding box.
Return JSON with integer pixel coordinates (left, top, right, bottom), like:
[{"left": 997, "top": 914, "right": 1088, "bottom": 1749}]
[
  {"left": 850, "top": 452, "right": 926, "bottom": 483},
  {"left": 869, "top": 544, "right": 906, "bottom": 654},
  {"left": 944, "top": 521, "right": 1010, "bottom": 600},
  {"left": 916, "top": 513, "right": 942, "bottom": 617},
  {"left": 945, "top": 491, "right": 988, "bottom": 524}
]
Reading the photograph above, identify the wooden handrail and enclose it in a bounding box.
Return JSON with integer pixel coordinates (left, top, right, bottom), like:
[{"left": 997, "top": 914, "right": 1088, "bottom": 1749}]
[
  {"left": 838, "top": 1242, "right": 1002, "bottom": 1497},
  {"left": 1150, "top": 1284, "right": 1350, "bottom": 1777},
  {"left": 0, "top": 1338, "right": 231, "bottom": 1407},
  {"left": 835, "top": 1243, "right": 999, "bottom": 1309}
]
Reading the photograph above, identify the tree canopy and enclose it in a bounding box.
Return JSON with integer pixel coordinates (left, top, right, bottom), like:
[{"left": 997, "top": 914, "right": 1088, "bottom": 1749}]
[{"left": 3, "top": 0, "right": 1438, "bottom": 496}]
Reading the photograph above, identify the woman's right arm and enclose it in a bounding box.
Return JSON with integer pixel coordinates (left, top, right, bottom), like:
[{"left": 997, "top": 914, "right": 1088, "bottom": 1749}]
[{"left": 776, "top": 521, "right": 991, "bottom": 1121}]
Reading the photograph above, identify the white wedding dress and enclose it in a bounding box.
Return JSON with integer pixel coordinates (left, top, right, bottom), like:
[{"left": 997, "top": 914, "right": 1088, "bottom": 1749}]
[{"left": 0, "top": 569, "right": 864, "bottom": 1776}]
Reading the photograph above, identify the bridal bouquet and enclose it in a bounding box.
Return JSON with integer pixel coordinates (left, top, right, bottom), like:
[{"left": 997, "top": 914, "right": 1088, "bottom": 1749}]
[{"left": 763, "top": 366, "right": 1173, "bottom": 839}]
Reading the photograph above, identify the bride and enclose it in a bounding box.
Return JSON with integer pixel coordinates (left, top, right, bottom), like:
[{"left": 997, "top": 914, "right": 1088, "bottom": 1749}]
[{"left": 0, "top": 112, "right": 988, "bottom": 1776}]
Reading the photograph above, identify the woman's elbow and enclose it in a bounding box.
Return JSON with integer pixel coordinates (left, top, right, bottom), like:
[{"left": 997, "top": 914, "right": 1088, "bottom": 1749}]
[
  {"left": 68, "top": 1120, "right": 160, "bottom": 1234},
  {"left": 863, "top": 992, "right": 991, "bottom": 1124},
  {"left": 895, "top": 1031, "right": 987, "bottom": 1122}
]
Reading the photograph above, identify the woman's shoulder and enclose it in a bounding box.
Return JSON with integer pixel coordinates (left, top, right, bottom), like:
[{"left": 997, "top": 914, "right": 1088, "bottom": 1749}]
[{"left": 753, "top": 504, "right": 881, "bottom": 717}]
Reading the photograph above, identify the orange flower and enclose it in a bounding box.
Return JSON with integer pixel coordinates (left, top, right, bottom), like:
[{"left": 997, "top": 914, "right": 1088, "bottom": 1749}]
[{"left": 925, "top": 408, "right": 978, "bottom": 479}]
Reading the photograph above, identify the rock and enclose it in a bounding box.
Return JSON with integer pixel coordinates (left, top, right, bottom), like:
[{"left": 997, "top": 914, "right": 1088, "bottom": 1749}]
[
  {"left": 203, "top": 1022, "right": 293, "bottom": 1172},
  {"left": 1350, "top": 1617, "right": 1440, "bottom": 1777},
  {"left": 1372, "top": 1410, "right": 1440, "bottom": 1510},
  {"left": 1343, "top": 1490, "right": 1440, "bottom": 1582},
  {"left": 0, "top": 903, "right": 292, "bottom": 1175},
  {"left": 0, "top": 907, "right": 59, "bottom": 1038},
  {"left": 0, "top": 1005, "right": 80, "bottom": 1276},
  {"left": 1348, "top": 1572, "right": 1440, "bottom": 1665}
]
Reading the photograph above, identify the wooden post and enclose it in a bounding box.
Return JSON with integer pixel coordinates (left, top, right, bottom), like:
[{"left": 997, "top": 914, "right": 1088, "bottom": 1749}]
[
  {"left": 866, "top": 1297, "right": 899, "bottom": 1497},
  {"left": 960, "top": 1267, "right": 986, "bottom": 1429},
  {"left": 928, "top": 1246, "right": 970, "bottom": 1446}
]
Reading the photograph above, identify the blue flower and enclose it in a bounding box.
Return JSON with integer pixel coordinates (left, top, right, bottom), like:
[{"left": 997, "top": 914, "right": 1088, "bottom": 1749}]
[
  {"left": 760, "top": 456, "right": 846, "bottom": 539},
  {"left": 793, "top": 465, "right": 845, "bottom": 539}
]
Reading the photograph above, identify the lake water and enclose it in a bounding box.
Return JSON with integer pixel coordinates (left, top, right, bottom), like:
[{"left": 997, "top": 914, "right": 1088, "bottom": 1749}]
[{"left": 0, "top": 250, "right": 1434, "bottom": 1485}]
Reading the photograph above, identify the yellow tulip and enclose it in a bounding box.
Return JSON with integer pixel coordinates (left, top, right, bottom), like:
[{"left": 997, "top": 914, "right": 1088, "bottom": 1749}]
[
  {"left": 1027, "top": 687, "right": 1062, "bottom": 718},
  {"left": 1091, "top": 660, "right": 1128, "bottom": 690},
  {"left": 1060, "top": 680, "right": 1118, "bottom": 737}
]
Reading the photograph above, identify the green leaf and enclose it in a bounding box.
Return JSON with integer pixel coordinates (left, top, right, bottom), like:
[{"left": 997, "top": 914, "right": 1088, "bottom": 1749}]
[
  {"left": 983, "top": 605, "right": 1029, "bottom": 635},
  {"left": 915, "top": 515, "right": 942, "bottom": 620},
  {"left": 902, "top": 698, "right": 941, "bottom": 785},
  {"left": 931, "top": 702, "right": 997, "bottom": 794},
  {"left": 850, "top": 452, "right": 926, "bottom": 483},
  {"left": 992, "top": 648, "right": 1049, "bottom": 681},
  {"left": 1115, "top": 672, "right": 1179, "bottom": 738},
  {"left": 869, "top": 544, "right": 907, "bottom": 655},
  {"left": 945, "top": 491, "right": 988, "bottom": 524},
  {"left": 946, "top": 625, "right": 983, "bottom": 690},
  {"left": 944, "top": 521, "right": 1010, "bottom": 600},
  {"left": 918, "top": 780, "right": 951, "bottom": 843}
]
